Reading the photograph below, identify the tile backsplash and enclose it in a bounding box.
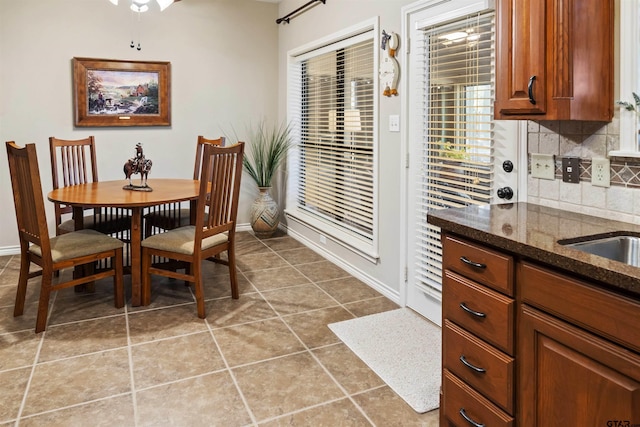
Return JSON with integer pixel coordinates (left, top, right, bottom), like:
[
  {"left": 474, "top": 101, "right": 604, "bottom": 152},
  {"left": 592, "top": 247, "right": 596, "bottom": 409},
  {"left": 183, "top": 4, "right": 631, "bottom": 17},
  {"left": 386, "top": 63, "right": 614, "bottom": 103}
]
[{"left": 527, "top": 112, "right": 640, "bottom": 225}]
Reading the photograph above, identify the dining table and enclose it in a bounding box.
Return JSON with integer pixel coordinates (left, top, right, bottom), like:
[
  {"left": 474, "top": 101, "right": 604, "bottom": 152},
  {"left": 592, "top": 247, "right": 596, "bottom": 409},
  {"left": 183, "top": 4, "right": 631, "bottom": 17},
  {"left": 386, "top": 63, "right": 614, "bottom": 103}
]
[{"left": 47, "top": 178, "right": 200, "bottom": 306}]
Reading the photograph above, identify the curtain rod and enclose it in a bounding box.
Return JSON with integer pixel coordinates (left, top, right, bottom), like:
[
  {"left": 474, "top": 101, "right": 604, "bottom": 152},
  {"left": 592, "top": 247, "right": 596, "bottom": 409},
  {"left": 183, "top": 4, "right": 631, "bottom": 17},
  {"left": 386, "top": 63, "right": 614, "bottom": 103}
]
[{"left": 276, "top": 0, "right": 326, "bottom": 25}]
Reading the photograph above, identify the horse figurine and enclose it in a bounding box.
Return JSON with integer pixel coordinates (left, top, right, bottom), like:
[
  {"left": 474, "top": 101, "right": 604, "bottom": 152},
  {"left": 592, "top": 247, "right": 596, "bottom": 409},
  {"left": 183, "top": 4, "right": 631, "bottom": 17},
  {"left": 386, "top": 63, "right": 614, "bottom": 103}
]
[{"left": 123, "top": 143, "right": 153, "bottom": 191}]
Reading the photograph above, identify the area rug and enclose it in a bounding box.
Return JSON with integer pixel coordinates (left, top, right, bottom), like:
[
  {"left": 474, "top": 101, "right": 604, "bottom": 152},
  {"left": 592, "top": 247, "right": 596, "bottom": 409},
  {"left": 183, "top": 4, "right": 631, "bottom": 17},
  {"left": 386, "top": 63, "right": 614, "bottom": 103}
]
[{"left": 328, "top": 308, "right": 441, "bottom": 413}]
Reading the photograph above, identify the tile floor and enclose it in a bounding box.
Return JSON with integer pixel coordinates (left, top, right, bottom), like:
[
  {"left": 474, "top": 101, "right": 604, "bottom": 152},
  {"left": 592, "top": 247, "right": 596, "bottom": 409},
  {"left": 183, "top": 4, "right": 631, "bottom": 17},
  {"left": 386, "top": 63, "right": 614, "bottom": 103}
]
[{"left": 0, "top": 231, "right": 440, "bottom": 426}]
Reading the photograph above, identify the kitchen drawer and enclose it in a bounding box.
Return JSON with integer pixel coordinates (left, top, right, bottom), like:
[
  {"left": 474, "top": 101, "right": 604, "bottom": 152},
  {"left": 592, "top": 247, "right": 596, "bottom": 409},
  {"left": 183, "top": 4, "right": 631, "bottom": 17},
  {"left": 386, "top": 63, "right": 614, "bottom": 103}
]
[
  {"left": 442, "top": 369, "right": 514, "bottom": 427},
  {"left": 443, "top": 234, "right": 514, "bottom": 296},
  {"left": 519, "top": 262, "right": 640, "bottom": 353},
  {"left": 444, "top": 270, "right": 515, "bottom": 354},
  {"left": 443, "top": 320, "right": 514, "bottom": 414}
]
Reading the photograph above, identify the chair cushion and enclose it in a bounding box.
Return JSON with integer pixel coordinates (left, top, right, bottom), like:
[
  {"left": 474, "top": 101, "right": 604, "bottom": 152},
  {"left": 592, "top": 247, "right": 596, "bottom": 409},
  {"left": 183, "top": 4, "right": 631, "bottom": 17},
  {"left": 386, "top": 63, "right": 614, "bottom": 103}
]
[
  {"left": 141, "top": 225, "right": 228, "bottom": 255},
  {"left": 29, "top": 229, "right": 123, "bottom": 263},
  {"left": 59, "top": 214, "right": 131, "bottom": 233}
]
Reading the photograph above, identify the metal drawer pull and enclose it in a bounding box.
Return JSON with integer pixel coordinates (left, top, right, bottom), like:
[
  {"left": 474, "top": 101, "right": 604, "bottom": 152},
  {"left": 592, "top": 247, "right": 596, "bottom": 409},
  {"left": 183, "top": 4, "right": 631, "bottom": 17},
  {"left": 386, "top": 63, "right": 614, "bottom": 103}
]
[
  {"left": 459, "top": 355, "right": 486, "bottom": 373},
  {"left": 528, "top": 75, "right": 537, "bottom": 105},
  {"left": 460, "top": 256, "right": 486, "bottom": 269},
  {"left": 459, "top": 408, "right": 485, "bottom": 427},
  {"left": 459, "top": 302, "right": 487, "bottom": 318}
]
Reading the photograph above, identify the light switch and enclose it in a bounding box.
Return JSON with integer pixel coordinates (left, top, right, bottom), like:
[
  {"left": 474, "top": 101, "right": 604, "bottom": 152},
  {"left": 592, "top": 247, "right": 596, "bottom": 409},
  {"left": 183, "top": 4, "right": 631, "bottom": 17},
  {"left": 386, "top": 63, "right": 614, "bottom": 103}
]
[{"left": 389, "top": 115, "right": 400, "bottom": 132}]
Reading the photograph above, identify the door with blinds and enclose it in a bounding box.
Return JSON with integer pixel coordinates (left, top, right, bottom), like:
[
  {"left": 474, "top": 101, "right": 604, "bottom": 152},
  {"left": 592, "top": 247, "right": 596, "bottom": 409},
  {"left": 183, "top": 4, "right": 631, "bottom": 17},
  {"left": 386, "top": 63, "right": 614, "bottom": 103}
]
[{"left": 404, "top": 0, "right": 522, "bottom": 326}]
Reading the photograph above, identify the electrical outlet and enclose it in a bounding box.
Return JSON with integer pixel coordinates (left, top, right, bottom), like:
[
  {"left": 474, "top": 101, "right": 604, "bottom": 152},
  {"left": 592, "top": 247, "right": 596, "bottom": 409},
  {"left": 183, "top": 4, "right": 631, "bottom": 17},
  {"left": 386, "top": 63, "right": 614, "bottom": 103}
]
[
  {"left": 591, "top": 158, "right": 610, "bottom": 187},
  {"left": 530, "top": 154, "right": 555, "bottom": 180}
]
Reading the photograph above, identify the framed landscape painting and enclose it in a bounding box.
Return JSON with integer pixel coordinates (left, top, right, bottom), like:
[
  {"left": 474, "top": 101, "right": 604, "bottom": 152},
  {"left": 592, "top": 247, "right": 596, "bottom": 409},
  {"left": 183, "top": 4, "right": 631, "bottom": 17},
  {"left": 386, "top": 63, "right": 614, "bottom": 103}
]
[{"left": 73, "top": 57, "right": 171, "bottom": 127}]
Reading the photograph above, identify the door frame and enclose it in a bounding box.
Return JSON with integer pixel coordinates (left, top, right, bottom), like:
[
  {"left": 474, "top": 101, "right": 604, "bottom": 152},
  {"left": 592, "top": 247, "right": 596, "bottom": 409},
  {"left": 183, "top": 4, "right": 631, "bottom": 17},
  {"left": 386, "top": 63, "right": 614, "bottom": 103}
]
[{"left": 399, "top": 0, "right": 528, "bottom": 325}]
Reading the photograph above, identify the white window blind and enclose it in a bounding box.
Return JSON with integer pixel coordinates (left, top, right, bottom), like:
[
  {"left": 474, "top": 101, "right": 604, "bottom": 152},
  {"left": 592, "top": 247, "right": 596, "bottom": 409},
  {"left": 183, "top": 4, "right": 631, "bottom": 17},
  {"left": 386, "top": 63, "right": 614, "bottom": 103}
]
[
  {"left": 416, "top": 12, "right": 496, "bottom": 294},
  {"left": 287, "top": 30, "right": 377, "bottom": 257}
]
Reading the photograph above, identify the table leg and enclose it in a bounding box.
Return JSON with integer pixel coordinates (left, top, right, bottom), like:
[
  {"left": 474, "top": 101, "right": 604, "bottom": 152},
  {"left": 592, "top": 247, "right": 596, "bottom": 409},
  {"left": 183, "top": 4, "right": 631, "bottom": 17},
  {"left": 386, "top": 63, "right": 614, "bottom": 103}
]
[
  {"left": 130, "top": 207, "right": 142, "bottom": 306},
  {"left": 72, "top": 207, "right": 94, "bottom": 293}
]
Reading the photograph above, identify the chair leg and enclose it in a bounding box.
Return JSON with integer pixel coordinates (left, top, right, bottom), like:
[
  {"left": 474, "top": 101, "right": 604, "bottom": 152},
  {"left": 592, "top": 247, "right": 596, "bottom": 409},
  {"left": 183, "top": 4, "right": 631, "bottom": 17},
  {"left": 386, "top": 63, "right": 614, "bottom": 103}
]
[
  {"left": 35, "top": 269, "right": 53, "bottom": 333},
  {"left": 141, "top": 247, "right": 152, "bottom": 306},
  {"left": 193, "top": 259, "right": 205, "bottom": 318},
  {"left": 113, "top": 249, "right": 125, "bottom": 308},
  {"left": 228, "top": 247, "right": 239, "bottom": 300},
  {"left": 14, "top": 252, "right": 30, "bottom": 317}
]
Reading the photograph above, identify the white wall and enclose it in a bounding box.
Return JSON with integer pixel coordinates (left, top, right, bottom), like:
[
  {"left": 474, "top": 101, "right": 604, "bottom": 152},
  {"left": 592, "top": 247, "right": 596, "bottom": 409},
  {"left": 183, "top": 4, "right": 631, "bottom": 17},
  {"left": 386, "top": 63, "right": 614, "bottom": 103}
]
[
  {"left": 276, "top": 0, "right": 414, "bottom": 302},
  {"left": 0, "top": 0, "right": 279, "bottom": 251}
]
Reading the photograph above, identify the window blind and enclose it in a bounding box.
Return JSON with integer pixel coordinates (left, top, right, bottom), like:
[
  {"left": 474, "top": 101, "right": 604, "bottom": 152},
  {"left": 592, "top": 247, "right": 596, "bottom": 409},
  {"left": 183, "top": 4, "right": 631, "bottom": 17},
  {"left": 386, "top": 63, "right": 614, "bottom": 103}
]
[
  {"left": 416, "top": 12, "right": 496, "bottom": 294},
  {"left": 288, "top": 33, "right": 376, "bottom": 249}
]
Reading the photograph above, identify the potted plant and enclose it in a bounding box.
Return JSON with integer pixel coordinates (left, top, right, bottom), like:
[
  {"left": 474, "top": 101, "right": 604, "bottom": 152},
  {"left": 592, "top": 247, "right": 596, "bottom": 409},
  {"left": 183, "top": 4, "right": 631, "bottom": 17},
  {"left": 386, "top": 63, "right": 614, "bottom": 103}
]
[
  {"left": 241, "top": 120, "right": 294, "bottom": 238},
  {"left": 616, "top": 92, "right": 640, "bottom": 148}
]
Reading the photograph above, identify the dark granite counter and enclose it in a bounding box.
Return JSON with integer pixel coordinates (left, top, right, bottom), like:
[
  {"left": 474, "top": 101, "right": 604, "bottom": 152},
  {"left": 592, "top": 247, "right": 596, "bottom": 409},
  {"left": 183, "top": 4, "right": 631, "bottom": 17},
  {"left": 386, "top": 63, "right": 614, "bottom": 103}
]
[{"left": 427, "top": 202, "right": 640, "bottom": 298}]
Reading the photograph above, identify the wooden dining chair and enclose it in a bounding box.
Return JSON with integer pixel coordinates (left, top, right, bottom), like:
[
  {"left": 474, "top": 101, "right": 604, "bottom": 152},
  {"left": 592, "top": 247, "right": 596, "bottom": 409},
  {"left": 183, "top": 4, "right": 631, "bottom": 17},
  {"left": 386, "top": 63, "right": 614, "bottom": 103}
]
[
  {"left": 143, "top": 136, "right": 225, "bottom": 238},
  {"left": 140, "top": 142, "right": 244, "bottom": 317},
  {"left": 49, "top": 136, "right": 131, "bottom": 237},
  {"left": 6, "top": 141, "right": 124, "bottom": 333}
]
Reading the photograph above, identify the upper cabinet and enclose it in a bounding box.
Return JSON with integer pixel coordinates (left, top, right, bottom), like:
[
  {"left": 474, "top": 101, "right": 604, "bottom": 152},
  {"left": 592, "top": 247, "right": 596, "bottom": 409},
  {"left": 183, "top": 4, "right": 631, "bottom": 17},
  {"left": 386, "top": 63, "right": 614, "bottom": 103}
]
[{"left": 494, "top": 0, "right": 614, "bottom": 121}]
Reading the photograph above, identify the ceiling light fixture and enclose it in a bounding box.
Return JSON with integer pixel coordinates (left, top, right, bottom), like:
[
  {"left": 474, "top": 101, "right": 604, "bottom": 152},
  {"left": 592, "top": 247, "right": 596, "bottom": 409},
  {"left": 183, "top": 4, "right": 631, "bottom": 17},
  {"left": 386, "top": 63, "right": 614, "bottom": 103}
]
[{"left": 108, "top": 0, "right": 180, "bottom": 50}]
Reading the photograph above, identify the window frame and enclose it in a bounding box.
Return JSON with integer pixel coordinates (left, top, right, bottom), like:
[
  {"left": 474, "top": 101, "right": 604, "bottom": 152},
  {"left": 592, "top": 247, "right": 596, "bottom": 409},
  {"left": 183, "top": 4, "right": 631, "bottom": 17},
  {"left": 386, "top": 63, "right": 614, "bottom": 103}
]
[
  {"left": 285, "top": 18, "right": 380, "bottom": 263},
  {"left": 610, "top": 0, "right": 639, "bottom": 157}
]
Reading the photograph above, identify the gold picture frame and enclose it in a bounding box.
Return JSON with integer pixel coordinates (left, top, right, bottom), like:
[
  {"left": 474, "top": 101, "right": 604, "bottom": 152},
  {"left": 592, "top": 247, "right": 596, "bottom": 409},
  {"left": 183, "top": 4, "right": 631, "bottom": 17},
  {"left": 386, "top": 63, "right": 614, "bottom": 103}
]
[{"left": 73, "top": 57, "right": 171, "bottom": 127}]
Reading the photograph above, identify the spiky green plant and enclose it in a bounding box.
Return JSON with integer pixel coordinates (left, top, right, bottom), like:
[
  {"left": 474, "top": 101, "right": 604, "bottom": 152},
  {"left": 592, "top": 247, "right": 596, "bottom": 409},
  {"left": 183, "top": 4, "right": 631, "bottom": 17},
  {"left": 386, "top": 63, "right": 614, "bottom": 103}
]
[
  {"left": 616, "top": 92, "right": 640, "bottom": 113},
  {"left": 242, "top": 121, "right": 294, "bottom": 188}
]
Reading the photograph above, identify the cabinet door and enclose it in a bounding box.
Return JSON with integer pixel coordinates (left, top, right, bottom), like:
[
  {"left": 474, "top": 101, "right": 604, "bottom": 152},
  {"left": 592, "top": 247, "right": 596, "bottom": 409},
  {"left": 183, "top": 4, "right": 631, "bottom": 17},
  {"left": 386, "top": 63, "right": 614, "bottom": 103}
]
[
  {"left": 519, "top": 305, "right": 640, "bottom": 426},
  {"left": 494, "top": 0, "right": 546, "bottom": 117}
]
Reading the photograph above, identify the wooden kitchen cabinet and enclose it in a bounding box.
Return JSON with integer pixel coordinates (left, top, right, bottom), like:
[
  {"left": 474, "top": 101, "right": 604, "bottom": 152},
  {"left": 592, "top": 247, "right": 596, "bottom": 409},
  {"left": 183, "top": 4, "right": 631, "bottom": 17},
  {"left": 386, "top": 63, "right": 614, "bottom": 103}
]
[
  {"left": 440, "top": 233, "right": 640, "bottom": 426},
  {"left": 494, "top": 0, "right": 614, "bottom": 121},
  {"left": 441, "top": 233, "right": 515, "bottom": 425},
  {"left": 518, "top": 262, "right": 640, "bottom": 426}
]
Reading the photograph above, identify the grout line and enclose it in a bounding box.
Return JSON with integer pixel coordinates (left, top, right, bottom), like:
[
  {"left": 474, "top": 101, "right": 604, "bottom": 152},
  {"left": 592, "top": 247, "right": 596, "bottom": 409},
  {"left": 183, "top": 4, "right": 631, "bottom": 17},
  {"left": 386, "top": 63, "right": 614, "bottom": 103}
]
[
  {"left": 124, "top": 303, "right": 139, "bottom": 427},
  {"left": 204, "top": 317, "right": 259, "bottom": 426}
]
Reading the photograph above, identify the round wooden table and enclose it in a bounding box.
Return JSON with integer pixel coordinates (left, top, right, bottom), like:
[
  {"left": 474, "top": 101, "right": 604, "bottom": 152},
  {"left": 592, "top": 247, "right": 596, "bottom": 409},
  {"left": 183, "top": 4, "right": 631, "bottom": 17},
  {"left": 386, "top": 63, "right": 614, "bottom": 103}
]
[{"left": 48, "top": 179, "right": 200, "bottom": 306}]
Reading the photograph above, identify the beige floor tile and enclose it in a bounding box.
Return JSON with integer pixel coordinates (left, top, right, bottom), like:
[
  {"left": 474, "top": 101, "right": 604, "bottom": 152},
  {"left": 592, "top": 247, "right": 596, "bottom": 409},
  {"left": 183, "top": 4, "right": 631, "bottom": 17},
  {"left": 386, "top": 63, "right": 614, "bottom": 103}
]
[
  {"left": 243, "top": 266, "right": 310, "bottom": 291},
  {"left": 236, "top": 252, "right": 290, "bottom": 272},
  {"left": 205, "top": 292, "right": 278, "bottom": 328},
  {"left": 201, "top": 272, "right": 256, "bottom": 300},
  {"left": 0, "top": 330, "right": 41, "bottom": 370},
  {"left": 39, "top": 315, "right": 128, "bottom": 362},
  {"left": 0, "top": 281, "right": 40, "bottom": 308},
  {"left": 235, "top": 239, "right": 271, "bottom": 256},
  {"left": 47, "top": 290, "right": 125, "bottom": 326},
  {"left": 261, "top": 236, "right": 306, "bottom": 252},
  {"left": 313, "top": 343, "right": 385, "bottom": 394},
  {"left": 316, "top": 277, "right": 383, "bottom": 304},
  {"left": 136, "top": 371, "right": 251, "bottom": 427},
  {"left": 261, "top": 283, "right": 339, "bottom": 316},
  {"left": 22, "top": 348, "right": 131, "bottom": 416},
  {"left": 295, "top": 261, "right": 350, "bottom": 282},
  {"left": 352, "top": 386, "right": 440, "bottom": 427},
  {"left": 0, "top": 303, "right": 40, "bottom": 334},
  {"left": 344, "top": 296, "right": 400, "bottom": 317},
  {"left": 277, "top": 247, "right": 326, "bottom": 265},
  {"left": 127, "top": 304, "right": 208, "bottom": 344},
  {"left": 0, "top": 367, "right": 30, "bottom": 423},
  {"left": 259, "top": 398, "right": 372, "bottom": 426},
  {"left": 132, "top": 331, "right": 226, "bottom": 389},
  {"left": 233, "top": 352, "right": 344, "bottom": 421},
  {"left": 128, "top": 277, "right": 194, "bottom": 311},
  {"left": 213, "top": 318, "right": 305, "bottom": 367},
  {"left": 19, "top": 394, "right": 135, "bottom": 427},
  {"left": 282, "top": 306, "right": 354, "bottom": 349}
]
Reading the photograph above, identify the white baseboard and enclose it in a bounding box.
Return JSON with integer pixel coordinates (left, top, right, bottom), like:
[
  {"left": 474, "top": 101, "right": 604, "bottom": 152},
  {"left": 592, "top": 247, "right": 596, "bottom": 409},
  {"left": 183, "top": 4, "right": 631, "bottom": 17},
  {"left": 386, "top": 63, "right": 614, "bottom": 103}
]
[{"left": 0, "top": 246, "right": 20, "bottom": 257}]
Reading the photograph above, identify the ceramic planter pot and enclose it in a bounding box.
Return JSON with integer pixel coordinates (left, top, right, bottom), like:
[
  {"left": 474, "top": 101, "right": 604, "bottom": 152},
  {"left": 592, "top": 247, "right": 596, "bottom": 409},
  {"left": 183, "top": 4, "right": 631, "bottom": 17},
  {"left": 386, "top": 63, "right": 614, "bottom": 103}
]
[{"left": 250, "top": 187, "right": 279, "bottom": 238}]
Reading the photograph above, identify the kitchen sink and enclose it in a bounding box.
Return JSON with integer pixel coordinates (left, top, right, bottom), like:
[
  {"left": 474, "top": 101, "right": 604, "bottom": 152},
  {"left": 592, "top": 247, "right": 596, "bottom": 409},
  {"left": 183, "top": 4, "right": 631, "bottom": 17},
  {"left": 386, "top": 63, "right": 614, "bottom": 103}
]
[{"left": 559, "top": 235, "right": 640, "bottom": 267}]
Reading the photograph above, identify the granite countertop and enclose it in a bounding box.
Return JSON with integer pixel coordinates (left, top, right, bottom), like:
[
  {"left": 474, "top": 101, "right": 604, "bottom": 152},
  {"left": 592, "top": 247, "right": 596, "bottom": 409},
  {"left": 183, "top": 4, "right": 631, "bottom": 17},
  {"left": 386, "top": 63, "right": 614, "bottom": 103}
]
[{"left": 427, "top": 202, "right": 640, "bottom": 298}]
